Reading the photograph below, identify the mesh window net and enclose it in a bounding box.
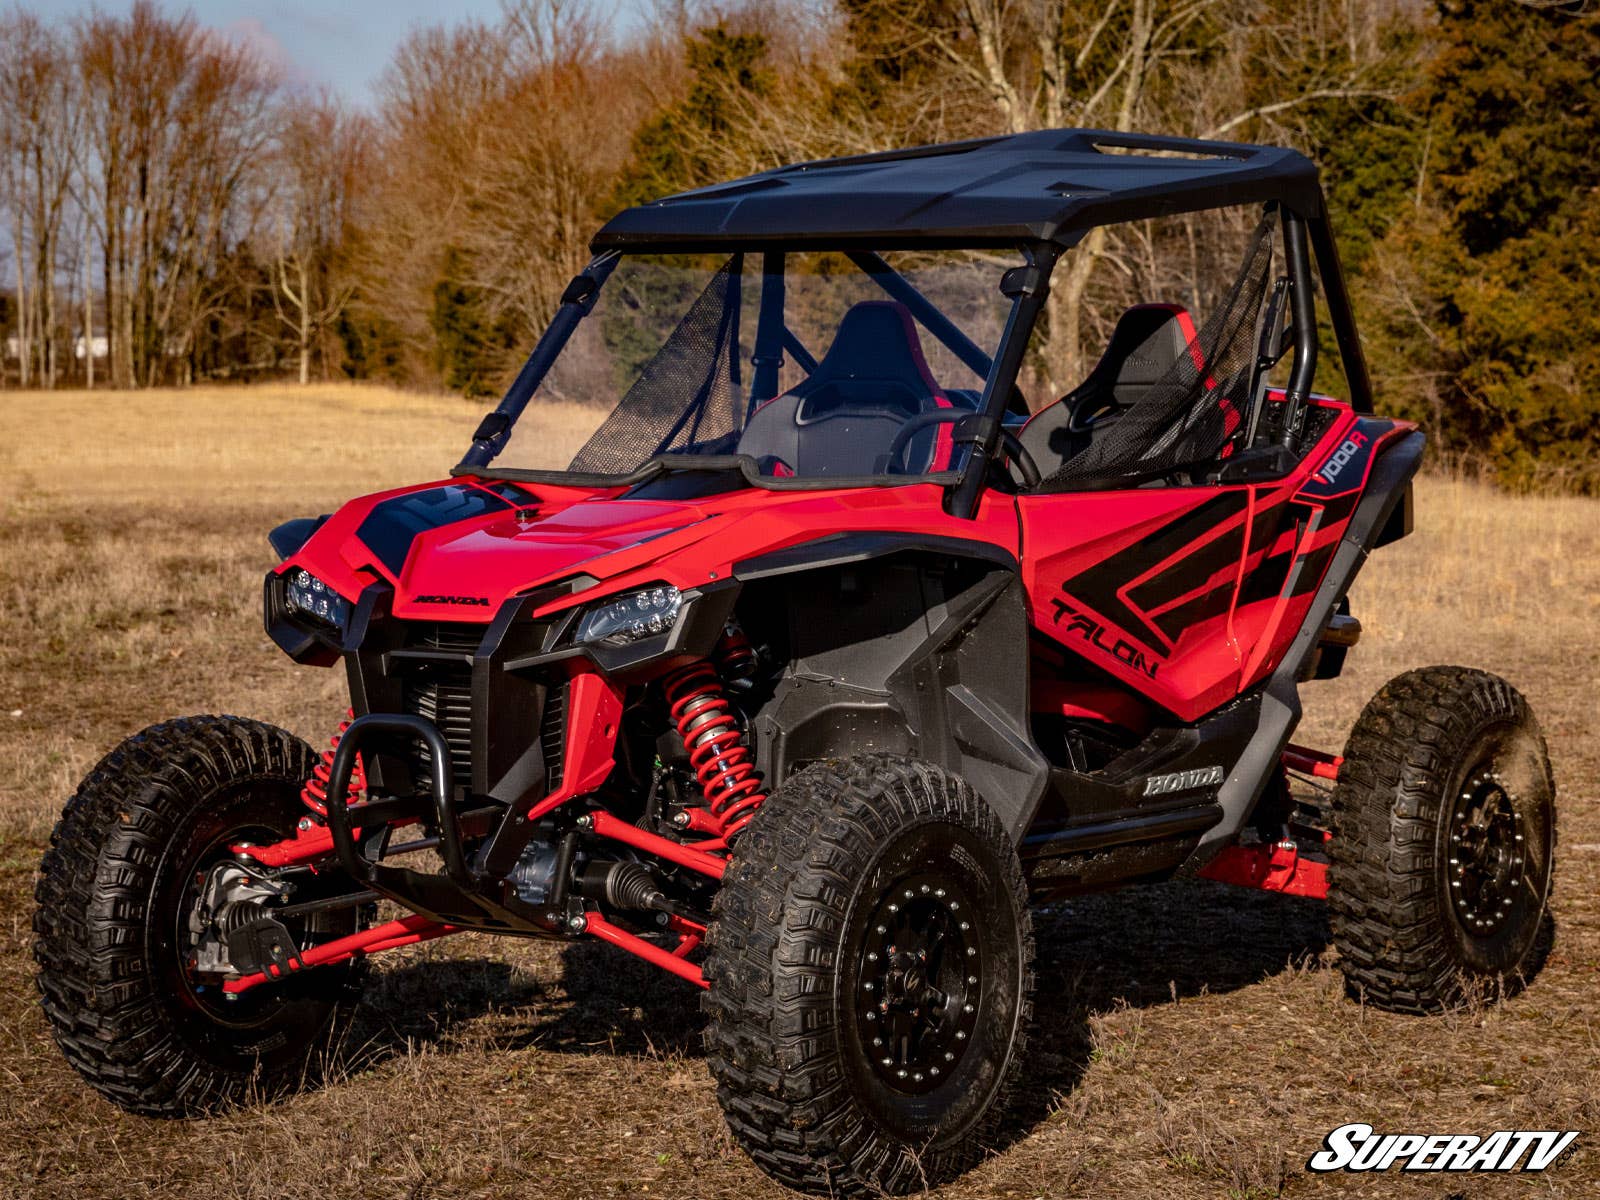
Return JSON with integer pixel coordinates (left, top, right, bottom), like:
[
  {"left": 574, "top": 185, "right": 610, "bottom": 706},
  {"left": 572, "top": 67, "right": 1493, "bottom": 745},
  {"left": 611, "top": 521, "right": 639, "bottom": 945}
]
[
  {"left": 567, "top": 255, "right": 745, "bottom": 474},
  {"left": 1038, "top": 214, "right": 1276, "bottom": 490}
]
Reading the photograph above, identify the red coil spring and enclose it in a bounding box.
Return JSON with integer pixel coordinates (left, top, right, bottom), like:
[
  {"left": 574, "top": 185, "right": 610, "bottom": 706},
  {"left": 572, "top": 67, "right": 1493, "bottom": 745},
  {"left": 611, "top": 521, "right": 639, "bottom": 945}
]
[
  {"left": 300, "top": 709, "right": 367, "bottom": 819},
  {"left": 663, "top": 658, "right": 767, "bottom": 839}
]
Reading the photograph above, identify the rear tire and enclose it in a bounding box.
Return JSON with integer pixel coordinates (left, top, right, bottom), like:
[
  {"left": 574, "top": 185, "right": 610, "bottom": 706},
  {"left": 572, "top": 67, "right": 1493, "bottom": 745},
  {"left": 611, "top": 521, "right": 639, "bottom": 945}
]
[
  {"left": 704, "top": 755, "right": 1032, "bottom": 1195},
  {"left": 34, "top": 715, "right": 365, "bottom": 1116},
  {"left": 1328, "top": 667, "right": 1555, "bottom": 1013}
]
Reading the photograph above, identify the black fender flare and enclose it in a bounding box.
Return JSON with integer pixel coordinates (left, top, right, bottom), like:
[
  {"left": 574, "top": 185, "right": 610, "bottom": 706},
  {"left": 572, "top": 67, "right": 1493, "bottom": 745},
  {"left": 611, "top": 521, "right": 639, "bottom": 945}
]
[
  {"left": 1187, "top": 428, "right": 1426, "bottom": 863},
  {"left": 734, "top": 532, "right": 1049, "bottom": 843}
]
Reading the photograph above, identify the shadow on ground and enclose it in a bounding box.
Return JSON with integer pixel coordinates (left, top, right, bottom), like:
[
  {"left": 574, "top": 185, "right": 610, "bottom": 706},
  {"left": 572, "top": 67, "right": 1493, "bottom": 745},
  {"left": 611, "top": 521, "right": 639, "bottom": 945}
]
[{"left": 330, "top": 877, "right": 1329, "bottom": 1143}]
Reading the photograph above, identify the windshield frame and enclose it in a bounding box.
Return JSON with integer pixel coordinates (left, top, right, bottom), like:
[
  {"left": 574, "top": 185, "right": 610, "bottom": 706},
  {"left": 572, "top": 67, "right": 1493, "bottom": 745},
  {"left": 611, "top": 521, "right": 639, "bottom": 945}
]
[{"left": 454, "top": 243, "right": 1038, "bottom": 494}]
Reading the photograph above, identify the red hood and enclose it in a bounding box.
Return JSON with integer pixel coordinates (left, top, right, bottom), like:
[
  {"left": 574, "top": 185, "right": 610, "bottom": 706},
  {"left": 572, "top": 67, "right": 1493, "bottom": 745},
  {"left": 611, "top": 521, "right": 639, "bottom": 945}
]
[
  {"left": 284, "top": 479, "right": 722, "bottom": 621},
  {"left": 281, "top": 475, "right": 1019, "bottom": 625},
  {"left": 397, "top": 497, "right": 712, "bottom": 611}
]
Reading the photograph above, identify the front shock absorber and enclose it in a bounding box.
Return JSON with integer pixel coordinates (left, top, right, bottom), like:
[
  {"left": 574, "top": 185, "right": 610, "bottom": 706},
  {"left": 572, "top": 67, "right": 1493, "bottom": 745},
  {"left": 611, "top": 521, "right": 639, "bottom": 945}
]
[
  {"left": 300, "top": 709, "right": 367, "bottom": 820},
  {"left": 662, "top": 633, "right": 767, "bottom": 839}
]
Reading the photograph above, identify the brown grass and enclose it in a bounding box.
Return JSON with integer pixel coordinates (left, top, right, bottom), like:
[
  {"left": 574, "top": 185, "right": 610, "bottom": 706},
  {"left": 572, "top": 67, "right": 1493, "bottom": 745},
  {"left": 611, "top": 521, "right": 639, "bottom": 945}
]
[{"left": 2, "top": 384, "right": 1598, "bottom": 1199}]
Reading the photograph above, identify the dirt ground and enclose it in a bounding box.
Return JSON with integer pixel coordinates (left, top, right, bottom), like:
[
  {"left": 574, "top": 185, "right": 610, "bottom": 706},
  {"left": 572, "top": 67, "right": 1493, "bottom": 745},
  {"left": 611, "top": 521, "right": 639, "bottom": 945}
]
[{"left": 1, "top": 385, "right": 1597, "bottom": 1199}]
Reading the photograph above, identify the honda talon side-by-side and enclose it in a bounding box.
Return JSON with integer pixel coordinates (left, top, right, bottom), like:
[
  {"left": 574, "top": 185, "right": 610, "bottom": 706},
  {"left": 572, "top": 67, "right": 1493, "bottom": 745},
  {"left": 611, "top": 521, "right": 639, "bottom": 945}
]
[{"left": 35, "top": 129, "right": 1556, "bottom": 1195}]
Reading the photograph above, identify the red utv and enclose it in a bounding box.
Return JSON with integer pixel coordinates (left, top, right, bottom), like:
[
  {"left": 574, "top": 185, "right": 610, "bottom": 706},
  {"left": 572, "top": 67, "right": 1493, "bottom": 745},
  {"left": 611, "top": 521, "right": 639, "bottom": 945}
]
[{"left": 35, "top": 130, "right": 1556, "bottom": 1195}]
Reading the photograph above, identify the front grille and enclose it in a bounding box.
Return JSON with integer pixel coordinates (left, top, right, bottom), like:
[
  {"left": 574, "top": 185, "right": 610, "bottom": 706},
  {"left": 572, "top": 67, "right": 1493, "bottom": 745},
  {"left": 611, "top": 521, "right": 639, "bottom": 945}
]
[
  {"left": 540, "top": 681, "right": 567, "bottom": 790},
  {"left": 399, "top": 623, "right": 481, "bottom": 791}
]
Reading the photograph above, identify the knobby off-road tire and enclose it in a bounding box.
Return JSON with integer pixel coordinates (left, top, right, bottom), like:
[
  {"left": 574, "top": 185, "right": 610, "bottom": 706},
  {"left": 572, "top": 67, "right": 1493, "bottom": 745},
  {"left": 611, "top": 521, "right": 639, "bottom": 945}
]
[
  {"left": 1328, "top": 667, "right": 1555, "bottom": 1014},
  {"left": 34, "top": 715, "right": 365, "bottom": 1116},
  {"left": 704, "top": 755, "right": 1033, "bottom": 1195}
]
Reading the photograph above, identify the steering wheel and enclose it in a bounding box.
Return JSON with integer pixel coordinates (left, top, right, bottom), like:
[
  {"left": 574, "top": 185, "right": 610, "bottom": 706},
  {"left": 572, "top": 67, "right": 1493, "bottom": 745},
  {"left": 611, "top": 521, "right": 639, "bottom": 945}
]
[{"left": 885, "top": 409, "right": 1042, "bottom": 489}]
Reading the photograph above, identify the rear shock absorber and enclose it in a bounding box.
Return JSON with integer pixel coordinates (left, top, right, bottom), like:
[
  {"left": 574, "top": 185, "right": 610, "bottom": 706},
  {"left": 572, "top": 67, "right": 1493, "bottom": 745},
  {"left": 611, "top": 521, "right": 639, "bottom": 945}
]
[
  {"left": 300, "top": 709, "right": 367, "bottom": 820},
  {"left": 662, "top": 631, "right": 767, "bottom": 840}
]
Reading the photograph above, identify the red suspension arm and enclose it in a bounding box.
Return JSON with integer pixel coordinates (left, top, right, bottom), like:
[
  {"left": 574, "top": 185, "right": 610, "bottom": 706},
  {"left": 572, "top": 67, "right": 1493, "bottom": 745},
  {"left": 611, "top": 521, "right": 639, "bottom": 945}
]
[{"left": 222, "top": 913, "right": 458, "bottom": 994}]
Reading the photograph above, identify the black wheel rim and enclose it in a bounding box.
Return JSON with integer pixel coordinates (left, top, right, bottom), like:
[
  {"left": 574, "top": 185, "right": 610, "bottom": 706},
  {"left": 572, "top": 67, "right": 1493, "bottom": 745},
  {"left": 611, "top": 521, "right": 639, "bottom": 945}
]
[
  {"left": 852, "top": 872, "right": 982, "bottom": 1095},
  {"left": 1447, "top": 768, "right": 1526, "bottom": 937}
]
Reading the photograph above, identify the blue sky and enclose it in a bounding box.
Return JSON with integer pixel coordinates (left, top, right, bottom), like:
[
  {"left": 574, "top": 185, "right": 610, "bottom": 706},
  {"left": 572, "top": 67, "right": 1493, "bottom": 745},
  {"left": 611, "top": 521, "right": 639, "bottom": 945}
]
[{"left": 26, "top": 1, "right": 515, "bottom": 106}]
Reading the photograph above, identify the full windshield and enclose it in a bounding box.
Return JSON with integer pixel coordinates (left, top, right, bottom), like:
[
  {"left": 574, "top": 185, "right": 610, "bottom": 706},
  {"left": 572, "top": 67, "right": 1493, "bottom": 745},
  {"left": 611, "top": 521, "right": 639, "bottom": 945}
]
[{"left": 488, "top": 250, "right": 1015, "bottom": 482}]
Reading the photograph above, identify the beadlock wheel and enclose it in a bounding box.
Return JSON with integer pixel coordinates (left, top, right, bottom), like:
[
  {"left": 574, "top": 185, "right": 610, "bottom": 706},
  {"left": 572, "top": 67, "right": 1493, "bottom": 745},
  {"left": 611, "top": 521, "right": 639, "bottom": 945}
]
[
  {"left": 851, "top": 872, "right": 983, "bottom": 1095},
  {"left": 1445, "top": 768, "right": 1527, "bottom": 938},
  {"left": 1329, "top": 667, "right": 1556, "bottom": 1014},
  {"left": 704, "top": 755, "right": 1033, "bottom": 1196}
]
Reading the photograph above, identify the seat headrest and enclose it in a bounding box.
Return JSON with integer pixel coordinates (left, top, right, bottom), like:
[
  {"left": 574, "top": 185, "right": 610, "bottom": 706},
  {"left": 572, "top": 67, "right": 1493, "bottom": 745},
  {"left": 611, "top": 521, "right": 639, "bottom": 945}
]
[
  {"left": 1092, "top": 304, "right": 1200, "bottom": 401},
  {"left": 811, "top": 301, "right": 940, "bottom": 391}
]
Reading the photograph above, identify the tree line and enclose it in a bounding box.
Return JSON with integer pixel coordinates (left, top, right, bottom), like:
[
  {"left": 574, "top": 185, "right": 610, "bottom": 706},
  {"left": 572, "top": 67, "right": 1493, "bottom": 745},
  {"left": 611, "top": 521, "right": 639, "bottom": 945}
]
[{"left": 1, "top": 0, "right": 1596, "bottom": 489}]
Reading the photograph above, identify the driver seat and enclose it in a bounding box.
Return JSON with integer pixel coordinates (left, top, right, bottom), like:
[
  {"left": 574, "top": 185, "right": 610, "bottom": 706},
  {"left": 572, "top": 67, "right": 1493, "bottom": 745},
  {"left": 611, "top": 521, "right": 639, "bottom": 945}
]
[
  {"left": 1018, "top": 304, "right": 1199, "bottom": 474},
  {"left": 737, "top": 301, "right": 953, "bottom": 476}
]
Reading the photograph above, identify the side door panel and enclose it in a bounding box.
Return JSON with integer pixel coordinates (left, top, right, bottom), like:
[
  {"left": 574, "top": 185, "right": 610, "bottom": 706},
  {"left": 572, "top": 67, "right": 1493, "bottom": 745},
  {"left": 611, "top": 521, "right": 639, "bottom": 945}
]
[{"left": 1019, "top": 487, "right": 1251, "bottom": 721}]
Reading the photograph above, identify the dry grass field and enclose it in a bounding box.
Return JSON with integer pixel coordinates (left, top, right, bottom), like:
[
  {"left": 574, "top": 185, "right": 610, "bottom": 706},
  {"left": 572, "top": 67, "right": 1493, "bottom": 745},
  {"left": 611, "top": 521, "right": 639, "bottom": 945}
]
[{"left": 2, "top": 384, "right": 1598, "bottom": 1199}]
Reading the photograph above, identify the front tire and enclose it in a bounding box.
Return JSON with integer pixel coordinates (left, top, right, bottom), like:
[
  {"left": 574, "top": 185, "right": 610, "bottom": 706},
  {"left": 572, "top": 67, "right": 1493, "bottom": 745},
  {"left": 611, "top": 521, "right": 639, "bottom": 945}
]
[
  {"left": 704, "top": 755, "right": 1032, "bottom": 1195},
  {"left": 1328, "top": 667, "right": 1556, "bottom": 1013},
  {"left": 34, "top": 715, "right": 365, "bottom": 1116}
]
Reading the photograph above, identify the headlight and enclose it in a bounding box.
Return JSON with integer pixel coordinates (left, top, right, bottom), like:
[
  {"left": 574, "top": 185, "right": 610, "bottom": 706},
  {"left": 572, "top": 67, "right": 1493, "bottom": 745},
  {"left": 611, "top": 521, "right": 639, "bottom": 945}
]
[
  {"left": 574, "top": 584, "right": 682, "bottom": 646},
  {"left": 284, "top": 568, "right": 352, "bottom": 634}
]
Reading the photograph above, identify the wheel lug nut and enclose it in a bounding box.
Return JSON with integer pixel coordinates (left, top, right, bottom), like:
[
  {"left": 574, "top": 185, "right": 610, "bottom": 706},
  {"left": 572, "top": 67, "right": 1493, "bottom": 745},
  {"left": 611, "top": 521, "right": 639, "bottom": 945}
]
[
  {"left": 867, "top": 952, "right": 878, "bottom": 962},
  {"left": 919, "top": 884, "right": 929, "bottom": 894},
  {"left": 960, "top": 921, "right": 970, "bottom": 931},
  {"left": 904, "top": 889, "right": 914, "bottom": 900},
  {"left": 864, "top": 982, "right": 874, "bottom": 992},
  {"left": 963, "top": 1003, "right": 974, "bottom": 1013},
  {"left": 888, "top": 903, "right": 898, "bottom": 913},
  {"left": 966, "top": 975, "right": 977, "bottom": 985},
  {"left": 956, "top": 1031, "right": 966, "bottom": 1040},
  {"left": 876, "top": 925, "right": 887, "bottom": 934},
  {"left": 897, "top": 1069, "right": 907, "bottom": 1079},
  {"left": 945, "top": 1051, "right": 955, "bottom": 1061},
  {"left": 881, "top": 1057, "right": 893, "bottom": 1066},
  {"left": 934, "top": 888, "right": 945, "bottom": 898},
  {"left": 966, "top": 946, "right": 977, "bottom": 956}
]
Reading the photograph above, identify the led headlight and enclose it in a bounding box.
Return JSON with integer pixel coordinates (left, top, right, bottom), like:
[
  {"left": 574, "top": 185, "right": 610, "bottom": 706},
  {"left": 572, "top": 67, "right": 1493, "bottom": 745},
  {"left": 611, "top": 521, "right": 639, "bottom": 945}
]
[
  {"left": 283, "top": 568, "right": 352, "bottom": 634},
  {"left": 574, "top": 584, "right": 682, "bottom": 647}
]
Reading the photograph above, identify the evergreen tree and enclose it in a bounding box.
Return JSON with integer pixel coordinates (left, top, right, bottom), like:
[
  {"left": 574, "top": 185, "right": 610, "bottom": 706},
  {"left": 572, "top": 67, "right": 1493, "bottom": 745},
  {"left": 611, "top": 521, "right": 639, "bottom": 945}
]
[
  {"left": 1407, "top": 0, "right": 1600, "bottom": 488},
  {"left": 431, "top": 247, "right": 513, "bottom": 397},
  {"left": 610, "top": 26, "right": 772, "bottom": 208}
]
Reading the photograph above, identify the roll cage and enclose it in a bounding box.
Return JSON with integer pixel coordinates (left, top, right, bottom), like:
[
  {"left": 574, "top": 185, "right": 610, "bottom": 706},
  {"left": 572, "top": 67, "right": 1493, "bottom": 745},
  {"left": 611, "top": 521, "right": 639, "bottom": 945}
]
[{"left": 457, "top": 128, "right": 1373, "bottom": 511}]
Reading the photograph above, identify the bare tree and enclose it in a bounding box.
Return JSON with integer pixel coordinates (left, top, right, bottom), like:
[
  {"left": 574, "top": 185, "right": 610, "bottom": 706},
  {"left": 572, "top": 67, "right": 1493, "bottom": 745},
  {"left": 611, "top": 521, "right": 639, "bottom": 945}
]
[
  {"left": 268, "top": 94, "right": 367, "bottom": 383},
  {"left": 75, "top": 1, "right": 279, "bottom": 388},
  {"left": 359, "top": 1, "right": 659, "bottom": 381},
  {"left": 0, "top": 9, "right": 78, "bottom": 388}
]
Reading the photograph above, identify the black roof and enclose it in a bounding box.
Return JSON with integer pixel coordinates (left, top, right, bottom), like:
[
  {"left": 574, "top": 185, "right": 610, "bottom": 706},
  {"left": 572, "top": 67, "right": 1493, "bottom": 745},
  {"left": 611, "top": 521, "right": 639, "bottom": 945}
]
[{"left": 593, "top": 128, "right": 1322, "bottom": 253}]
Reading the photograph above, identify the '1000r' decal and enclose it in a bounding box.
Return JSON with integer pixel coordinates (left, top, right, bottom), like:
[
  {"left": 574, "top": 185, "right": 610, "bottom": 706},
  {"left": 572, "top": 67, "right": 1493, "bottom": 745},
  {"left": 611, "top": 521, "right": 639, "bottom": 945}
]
[{"left": 1050, "top": 599, "right": 1160, "bottom": 678}]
